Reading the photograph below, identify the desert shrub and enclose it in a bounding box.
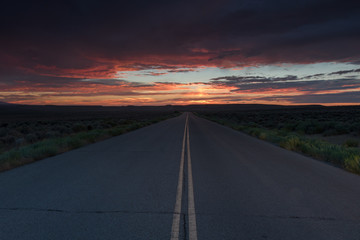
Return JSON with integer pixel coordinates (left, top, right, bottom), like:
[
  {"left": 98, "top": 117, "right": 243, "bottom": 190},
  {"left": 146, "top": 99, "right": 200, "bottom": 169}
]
[
  {"left": 8, "top": 129, "right": 22, "bottom": 138},
  {"left": 280, "top": 135, "right": 301, "bottom": 151},
  {"left": 107, "top": 127, "right": 126, "bottom": 136},
  {"left": 282, "top": 122, "right": 298, "bottom": 131},
  {"left": 317, "top": 144, "right": 346, "bottom": 166},
  {"left": 350, "top": 122, "right": 360, "bottom": 133},
  {"left": 233, "top": 125, "right": 245, "bottom": 131},
  {"left": 15, "top": 138, "right": 25, "bottom": 146},
  {"left": 72, "top": 124, "right": 87, "bottom": 132},
  {"left": 0, "top": 128, "right": 8, "bottom": 137},
  {"left": 261, "top": 119, "right": 277, "bottom": 128},
  {"left": 119, "top": 119, "right": 134, "bottom": 125},
  {"left": 334, "top": 123, "right": 351, "bottom": 135},
  {"left": 0, "top": 113, "right": 181, "bottom": 172},
  {"left": 35, "top": 131, "right": 46, "bottom": 140},
  {"left": 293, "top": 120, "right": 325, "bottom": 134},
  {"left": 344, "top": 154, "right": 360, "bottom": 173},
  {"left": 128, "top": 123, "right": 144, "bottom": 131},
  {"left": 323, "top": 129, "right": 338, "bottom": 136},
  {"left": 45, "top": 131, "right": 60, "bottom": 139},
  {"left": 275, "top": 129, "right": 289, "bottom": 137},
  {"left": 25, "top": 133, "right": 38, "bottom": 143},
  {"left": 101, "top": 119, "right": 118, "bottom": 128},
  {"left": 343, "top": 139, "right": 359, "bottom": 148},
  {"left": 297, "top": 141, "right": 317, "bottom": 156},
  {"left": 18, "top": 125, "right": 31, "bottom": 134},
  {"left": 200, "top": 113, "right": 360, "bottom": 175},
  {"left": 66, "top": 137, "right": 83, "bottom": 149},
  {"left": 29, "top": 143, "right": 58, "bottom": 160},
  {"left": 248, "top": 128, "right": 261, "bottom": 137},
  {"left": 2, "top": 136, "right": 16, "bottom": 145},
  {"left": 78, "top": 130, "right": 103, "bottom": 143},
  {"left": 258, "top": 132, "right": 267, "bottom": 140},
  {"left": 54, "top": 125, "right": 72, "bottom": 134},
  {"left": 0, "top": 150, "right": 22, "bottom": 169}
]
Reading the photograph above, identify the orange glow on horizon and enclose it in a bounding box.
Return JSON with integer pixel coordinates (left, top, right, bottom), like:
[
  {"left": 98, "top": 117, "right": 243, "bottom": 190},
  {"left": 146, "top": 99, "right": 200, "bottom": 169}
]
[
  {"left": 2, "top": 81, "right": 360, "bottom": 106},
  {"left": 2, "top": 61, "right": 360, "bottom": 106}
]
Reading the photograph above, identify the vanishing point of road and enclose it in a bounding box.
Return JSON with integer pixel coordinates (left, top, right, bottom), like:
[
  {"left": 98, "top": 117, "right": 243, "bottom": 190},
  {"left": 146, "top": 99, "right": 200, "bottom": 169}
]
[{"left": 1, "top": 113, "right": 360, "bottom": 239}]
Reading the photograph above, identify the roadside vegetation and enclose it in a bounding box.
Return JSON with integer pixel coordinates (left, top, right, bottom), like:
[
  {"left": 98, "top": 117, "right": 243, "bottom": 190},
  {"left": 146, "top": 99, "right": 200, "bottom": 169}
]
[
  {"left": 0, "top": 110, "right": 180, "bottom": 172},
  {"left": 197, "top": 106, "right": 360, "bottom": 174}
]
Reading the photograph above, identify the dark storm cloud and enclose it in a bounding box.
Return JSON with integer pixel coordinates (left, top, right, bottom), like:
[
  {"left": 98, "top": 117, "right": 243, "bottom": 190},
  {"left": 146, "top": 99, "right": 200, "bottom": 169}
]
[
  {"left": 81, "top": 79, "right": 155, "bottom": 87},
  {"left": 167, "top": 69, "right": 198, "bottom": 73},
  {"left": 211, "top": 75, "right": 298, "bottom": 84},
  {"left": 299, "top": 68, "right": 360, "bottom": 80},
  {"left": 0, "top": 73, "right": 81, "bottom": 88},
  {"left": 119, "top": 64, "right": 186, "bottom": 71},
  {"left": 1, "top": 1, "right": 360, "bottom": 69},
  {"left": 0, "top": 72, "right": 153, "bottom": 89},
  {"left": 210, "top": 67, "right": 360, "bottom": 92},
  {"left": 209, "top": 74, "right": 360, "bottom": 92},
  {"left": 1, "top": 0, "right": 360, "bottom": 101},
  {"left": 258, "top": 91, "right": 360, "bottom": 104},
  {"left": 328, "top": 68, "right": 360, "bottom": 76},
  {"left": 302, "top": 73, "right": 326, "bottom": 79}
]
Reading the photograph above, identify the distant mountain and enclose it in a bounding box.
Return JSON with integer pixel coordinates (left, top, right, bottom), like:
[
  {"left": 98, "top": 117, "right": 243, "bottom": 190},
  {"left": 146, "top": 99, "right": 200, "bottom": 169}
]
[{"left": 0, "top": 101, "right": 14, "bottom": 105}]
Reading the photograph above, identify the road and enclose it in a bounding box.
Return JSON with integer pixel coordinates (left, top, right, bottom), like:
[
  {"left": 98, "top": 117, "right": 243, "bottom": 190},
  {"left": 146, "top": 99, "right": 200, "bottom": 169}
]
[{"left": 1, "top": 113, "right": 360, "bottom": 239}]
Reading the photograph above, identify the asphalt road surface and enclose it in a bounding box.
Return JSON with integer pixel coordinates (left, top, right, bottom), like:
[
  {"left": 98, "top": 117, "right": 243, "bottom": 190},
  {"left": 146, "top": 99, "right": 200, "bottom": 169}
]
[{"left": 1, "top": 113, "right": 360, "bottom": 239}]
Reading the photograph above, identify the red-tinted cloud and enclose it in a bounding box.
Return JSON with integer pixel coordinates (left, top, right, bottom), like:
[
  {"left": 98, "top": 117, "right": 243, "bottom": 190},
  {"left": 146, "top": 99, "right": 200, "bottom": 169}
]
[{"left": 1, "top": 0, "right": 360, "bottom": 105}]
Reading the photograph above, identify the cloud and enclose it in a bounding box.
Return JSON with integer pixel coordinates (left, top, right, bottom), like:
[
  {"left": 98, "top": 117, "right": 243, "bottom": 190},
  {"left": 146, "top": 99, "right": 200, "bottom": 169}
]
[
  {"left": 211, "top": 75, "right": 298, "bottom": 84},
  {"left": 207, "top": 72, "right": 360, "bottom": 96},
  {"left": 351, "top": 59, "right": 360, "bottom": 65},
  {"left": 1, "top": 0, "right": 360, "bottom": 105},
  {"left": 167, "top": 68, "right": 198, "bottom": 73},
  {"left": 80, "top": 79, "right": 155, "bottom": 87},
  {"left": 302, "top": 73, "right": 326, "bottom": 79},
  {"left": 1, "top": 0, "right": 360, "bottom": 81},
  {"left": 328, "top": 68, "right": 360, "bottom": 75},
  {"left": 257, "top": 91, "right": 360, "bottom": 104}
]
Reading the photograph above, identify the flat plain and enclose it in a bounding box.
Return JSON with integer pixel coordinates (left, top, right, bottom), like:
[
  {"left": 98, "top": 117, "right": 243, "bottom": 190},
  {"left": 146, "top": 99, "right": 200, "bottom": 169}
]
[{"left": 1, "top": 105, "right": 360, "bottom": 239}]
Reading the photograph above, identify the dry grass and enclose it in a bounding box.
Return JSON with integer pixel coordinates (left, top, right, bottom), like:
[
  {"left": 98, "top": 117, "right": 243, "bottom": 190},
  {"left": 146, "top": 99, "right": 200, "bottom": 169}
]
[
  {"left": 0, "top": 113, "right": 180, "bottom": 172},
  {"left": 199, "top": 113, "right": 360, "bottom": 175}
]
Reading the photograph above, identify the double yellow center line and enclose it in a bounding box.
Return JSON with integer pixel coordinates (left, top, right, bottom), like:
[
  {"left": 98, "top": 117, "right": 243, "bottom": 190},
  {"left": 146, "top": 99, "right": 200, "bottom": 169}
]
[{"left": 170, "top": 113, "right": 198, "bottom": 240}]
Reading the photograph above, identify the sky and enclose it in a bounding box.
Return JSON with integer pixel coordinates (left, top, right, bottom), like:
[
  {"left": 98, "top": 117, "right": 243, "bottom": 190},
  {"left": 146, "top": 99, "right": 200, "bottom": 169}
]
[{"left": 1, "top": 0, "right": 360, "bottom": 106}]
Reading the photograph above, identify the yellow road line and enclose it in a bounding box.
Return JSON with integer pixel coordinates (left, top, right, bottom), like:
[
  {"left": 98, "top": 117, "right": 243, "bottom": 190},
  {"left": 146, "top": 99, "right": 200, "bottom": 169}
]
[
  {"left": 187, "top": 117, "right": 198, "bottom": 240},
  {"left": 170, "top": 113, "right": 188, "bottom": 240}
]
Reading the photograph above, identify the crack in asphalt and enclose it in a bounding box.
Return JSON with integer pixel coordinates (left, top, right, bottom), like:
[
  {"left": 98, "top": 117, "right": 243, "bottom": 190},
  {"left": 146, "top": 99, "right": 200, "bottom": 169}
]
[
  {"left": 0, "top": 207, "right": 186, "bottom": 216},
  {"left": 197, "top": 212, "right": 358, "bottom": 222},
  {"left": 256, "top": 215, "right": 337, "bottom": 221},
  {"left": 194, "top": 212, "right": 360, "bottom": 223}
]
